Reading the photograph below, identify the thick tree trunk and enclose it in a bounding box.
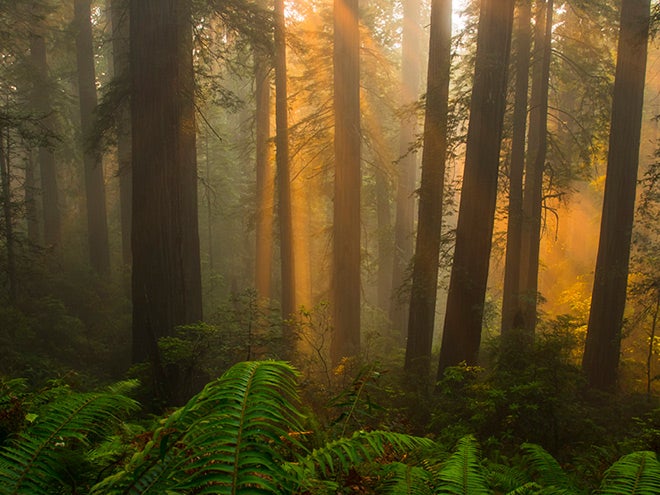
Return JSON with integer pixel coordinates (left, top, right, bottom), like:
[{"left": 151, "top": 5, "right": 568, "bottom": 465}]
[
  {"left": 437, "top": 0, "right": 515, "bottom": 375},
  {"left": 130, "top": 0, "right": 203, "bottom": 404},
  {"left": 519, "top": 0, "right": 553, "bottom": 335},
  {"left": 501, "top": 0, "right": 532, "bottom": 336},
  {"left": 391, "top": 0, "right": 423, "bottom": 341},
  {"left": 331, "top": 0, "right": 361, "bottom": 364},
  {"left": 254, "top": 50, "right": 273, "bottom": 301},
  {"left": 74, "top": 0, "right": 110, "bottom": 275},
  {"left": 404, "top": 0, "right": 452, "bottom": 381},
  {"left": 274, "top": 0, "right": 296, "bottom": 340},
  {"left": 110, "top": 0, "right": 132, "bottom": 267},
  {"left": 29, "top": 34, "right": 61, "bottom": 249},
  {"left": 582, "top": 0, "right": 650, "bottom": 391}
]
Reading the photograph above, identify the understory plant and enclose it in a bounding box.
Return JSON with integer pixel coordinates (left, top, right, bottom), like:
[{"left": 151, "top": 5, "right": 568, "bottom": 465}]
[{"left": 1, "top": 360, "right": 659, "bottom": 494}]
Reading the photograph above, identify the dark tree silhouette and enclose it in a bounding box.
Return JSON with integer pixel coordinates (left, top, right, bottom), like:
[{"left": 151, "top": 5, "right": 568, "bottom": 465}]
[
  {"left": 437, "top": 0, "right": 515, "bottom": 374},
  {"left": 582, "top": 0, "right": 650, "bottom": 391}
]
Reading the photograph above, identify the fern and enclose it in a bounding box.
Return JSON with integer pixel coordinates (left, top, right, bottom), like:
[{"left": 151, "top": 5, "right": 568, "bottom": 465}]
[
  {"left": 0, "top": 390, "right": 138, "bottom": 495},
  {"left": 520, "top": 443, "right": 578, "bottom": 494},
  {"left": 379, "top": 462, "right": 434, "bottom": 495},
  {"left": 93, "top": 360, "right": 303, "bottom": 495},
  {"left": 597, "top": 451, "right": 660, "bottom": 495},
  {"left": 435, "top": 435, "right": 491, "bottom": 495}
]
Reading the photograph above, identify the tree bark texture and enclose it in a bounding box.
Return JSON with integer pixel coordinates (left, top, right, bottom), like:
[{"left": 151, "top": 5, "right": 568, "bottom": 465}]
[
  {"left": 110, "top": 0, "right": 132, "bottom": 267},
  {"left": 254, "top": 50, "right": 273, "bottom": 301},
  {"left": 582, "top": 0, "right": 650, "bottom": 391},
  {"left": 391, "top": 0, "right": 423, "bottom": 341},
  {"left": 404, "top": 0, "right": 452, "bottom": 381},
  {"left": 501, "top": 0, "right": 532, "bottom": 336},
  {"left": 437, "top": 0, "right": 515, "bottom": 375},
  {"left": 519, "top": 0, "right": 553, "bottom": 336},
  {"left": 331, "top": 0, "right": 361, "bottom": 364},
  {"left": 29, "top": 34, "right": 61, "bottom": 249},
  {"left": 130, "top": 0, "right": 203, "bottom": 400},
  {"left": 75, "top": 0, "right": 111, "bottom": 275},
  {"left": 274, "top": 0, "right": 296, "bottom": 352}
]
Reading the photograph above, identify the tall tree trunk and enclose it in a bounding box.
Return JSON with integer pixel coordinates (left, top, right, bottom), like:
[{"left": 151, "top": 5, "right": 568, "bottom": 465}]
[
  {"left": 331, "top": 0, "right": 361, "bottom": 364},
  {"left": 391, "top": 0, "right": 423, "bottom": 341},
  {"left": 0, "top": 129, "right": 17, "bottom": 304},
  {"left": 501, "top": 0, "right": 532, "bottom": 336},
  {"left": 404, "top": 0, "right": 452, "bottom": 382},
  {"left": 74, "top": 0, "right": 110, "bottom": 275},
  {"left": 29, "top": 34, "right": 61, "bottom": 249},
  {"left": 274, "top": 0, "right": 296, "bottom": 341},
  {"left": 519, "top": 0, "right": 554, "bottom": 335},
  {"left": 110, "top": 0, "right": 132, "bottom": 267},
  {"left": 376, "top": 162, "right": 392, "bottom": 317},
  {"left": 130, "top": 0, "right": 203, "bottom": 404},
  {"left": 254, "top": 49, "right": 273, "bottom": 302},
  {"left": 582, "top": 0, "right": 650, "bottom": 391},
  {"left": 25, "top": 152, "right": 39, "bottom": 244},
  {"left": 437, "top": 0, "right": 515, "bottom": 375}
]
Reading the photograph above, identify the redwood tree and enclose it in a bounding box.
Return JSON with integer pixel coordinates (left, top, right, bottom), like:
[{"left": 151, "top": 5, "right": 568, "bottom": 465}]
[
  {"left": 29, "top": 32, "right": 61, "bottom": 249},
  {"left": 110, "top": 0, "right": 132, "bottom": 267},
  {"left": 404, "top": 0, "right": 452, "bottom": 381},
  {"left": 74, "top": 0, "right": 110, "bottom": 275},
  {"left": 437, "top": 0, "right": 515, "bottom": 374},
  {"left": 331, "top": 0, "right": 361, "bottom": 363},
  {"left": 391, "top": 0, "right": 423, "bottom": 340},
  {"left": 130, "top": 0, "right": 203, "bottom": 403},
  {"left": 582, "top": 0, "right": 650, "bottom": 391},
  {"left": 274, "top": 0, "right": 296, "bottom": 333},
  {"left": 501, "top": 0, "right": 532, "bottom": 336},
  {"left": 518, "top": 0, "right": 554, "bottom": 335}
]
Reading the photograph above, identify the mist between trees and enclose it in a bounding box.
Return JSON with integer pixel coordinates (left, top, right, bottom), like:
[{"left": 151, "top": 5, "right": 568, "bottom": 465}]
[{"left": 0, "top": 1, "right": 660, "bottom": 493}]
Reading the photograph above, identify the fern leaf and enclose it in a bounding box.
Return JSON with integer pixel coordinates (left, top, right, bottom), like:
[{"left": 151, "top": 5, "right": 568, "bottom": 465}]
[
  {"left": 379, "top": 462, "right": 434, "bottom": 495},
  {"left": 0, "top": 391, "right": 138, "bottom": 495},
  {"left": 435, "top": 435, "right": 491, "bottom": 495},
  {"left": 520, "top": 443, "right": 577, "bottom": 494},
  {"left": 597, "top": 451, "right": 660, "bottom": 495},
  {"left": 94, "top": 361, "right": 303, "bottom": 495},
  {"left": 290, "top": 430, "right": 433, "bottom": 491}
]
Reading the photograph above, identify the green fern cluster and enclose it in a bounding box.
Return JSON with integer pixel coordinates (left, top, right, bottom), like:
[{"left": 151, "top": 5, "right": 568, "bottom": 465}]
[{"left": 1, "top": 361, "right": 660, "bottom": 494}]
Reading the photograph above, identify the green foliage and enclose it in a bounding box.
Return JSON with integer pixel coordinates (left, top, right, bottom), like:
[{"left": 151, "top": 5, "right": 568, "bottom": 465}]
[
  {"left": 435, "top": 435, "right": 490, "bottom": 495},
  {"left": 520, "top": 443, "right": 579, "bottom": 494},
  {"left": 94, "top": 361, "right": 303, "bottom": 494},
  {"left": 597, "top": 451, "right": 660, "bottom": 495},
  {"left": 0, "top": 385, "right": 138, "bottom": 495}
]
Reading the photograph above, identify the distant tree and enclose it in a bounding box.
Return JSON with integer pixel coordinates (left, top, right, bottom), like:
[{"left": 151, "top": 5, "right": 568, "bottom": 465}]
[
  {"left": 29, "top": 31, "right": 61, "bottom": 249},
  {"left": 274, "top": 0, "right": 296, "bottom": 340},
  {"left": 109, "top": 0, "right": 131, "bottom": 267},
  {"left": 254, "top": 48, "right": 273, "bottom": 302},
  {"left": 74, "top": 0, "right": 110, "bottom": 275},
  {"left": 582, "top": 0, "right": 650, "bottom": 391},
  {"left": 391, "top": 0, "right": 423, "bottom": 340},
  {"left": 130, "top": 0, "right": 203, "bottom": 404},
  {"left": 501, "top": 0, "right": 532, "bottom": 337},
  {"left": 331, "top": 0, "right": 361, "bottom": 363},
  {"left": 404, "top": 0, "right": 452, "bottom": 381},
  {"left": 437, "top": 0, "right": 515, "bottom": 374},
  {"left": 518, "top": 0, "right": 554, "bottom": 335}
]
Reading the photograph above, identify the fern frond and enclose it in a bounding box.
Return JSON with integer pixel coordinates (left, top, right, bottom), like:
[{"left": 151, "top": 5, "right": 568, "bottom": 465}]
[
  {"left": 597, "top": 451, "right": 660, "bottom": 495},
  {"left": 379, "top": 462, "right": 434, "bottom": 495},
  {"left": 435, "top": 435, "right": 491, "bottom": 495},
  {"left": 289, "top": 429, "right": 433, "bottom": 486},
  {"left": 94, "top": 361, "right": 303, "bottom": 495},
  {"left": 0, "top": 391, "right": 138, "bottom": 495},
  {"left": 520, "top": 443, "right": 577, "bottom": 494}
]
